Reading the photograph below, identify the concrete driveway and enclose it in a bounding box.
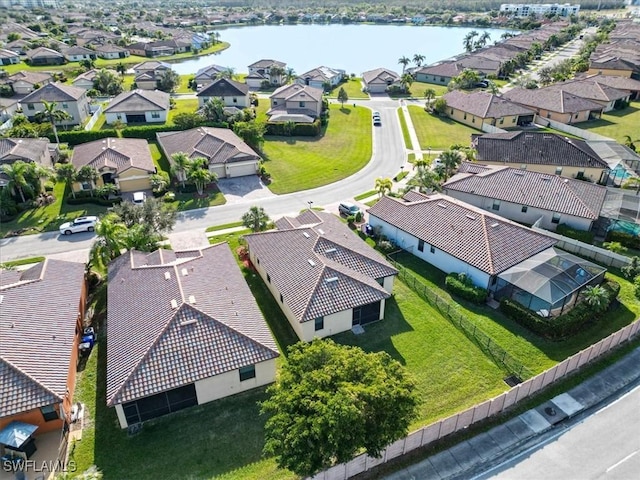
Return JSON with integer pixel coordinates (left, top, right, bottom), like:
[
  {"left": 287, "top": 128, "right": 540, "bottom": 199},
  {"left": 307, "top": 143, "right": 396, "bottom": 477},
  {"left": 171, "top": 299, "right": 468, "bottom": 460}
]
[{"left": 216, "top": 176, "right": 276, "bottom": 204}]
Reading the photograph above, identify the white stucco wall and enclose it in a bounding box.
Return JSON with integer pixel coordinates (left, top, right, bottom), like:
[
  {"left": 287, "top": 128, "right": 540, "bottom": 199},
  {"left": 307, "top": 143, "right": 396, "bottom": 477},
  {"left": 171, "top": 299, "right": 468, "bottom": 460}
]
[
  {"left": 105, "top": 110, "right": 167, "bottom": 124},
  {"left": 382, "top": 275, "right": 395, "bottom": 294},
  {"left": 198, "top": 94, "right": 249, "bottom": 109},
  {"left": 301, "top": 308, "right": 353, "bottom": 341},
  {"left": 195, "top": 359, "right": 277, "bottom": 404},
  {"left": 368, "top": 215, "right": 491, "bottom": 288},
  {"left": 115, "top": 404, "right": 127, "bottom": 429}
]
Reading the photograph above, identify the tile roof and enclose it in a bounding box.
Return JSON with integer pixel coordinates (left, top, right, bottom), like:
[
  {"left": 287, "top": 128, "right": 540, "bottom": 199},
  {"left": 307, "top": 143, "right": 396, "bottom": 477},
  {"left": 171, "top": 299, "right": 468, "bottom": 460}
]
[
  {"left": 0, "top": 138, "right": 50, "bottom": 164},
  {"left": 197, "top": 78, "right": 249, "bottom": 97},
  {"left": 543, "top": 79, "right": 630, "bottom": 102},
  {"left": 245, "top": 212, "right": 397, "bottom": 323},
  {"left": 0, "top": 49, "right": 19, "bottom": 59},
  {"left": 362, "top": 67, "right": 400, "bottom": 85},
  {"left": 71, "top": 137, "right": 155, "bottom": 174},
  {"left": 367, "top": 194, "right": 556, "bottom": 275},
  {"left": 95, "top": 44, "right": 128, "bottom": 53},
  {"left": 106, "top": 244, "right": 279, "bottom": 406},
  {"left": 63, "top": 45, "right": 94, "bottom": 56},
  {"left": 444, "top": 162, "right": 607, "bottom": 219},
  {"left": 416, "top": 61, "right": 464, "bottom": 78},
  {"left": 270, "top": 83, "right": 324, "bottom": 103},
  {"left": 442, "top": 91, "right": 535, "bottom": 119},
  {"left": 577, "top": 74, "right": 640, "bottom": 92},
  {"left": 473, "top": 131, "right": 609, "bottom": 169},
  {"left": 7, "top": 71, "right": 53, "bottom": 85},
  {"left": 103, "top": 89, "right": 170, "bottom": 113},
  {"left": 0, "top": 260, "right": 85, "bottom": 417},
  {"left": 26, "top": 47, "right": 63, "bottom": 59},
  {"left": 21, "top": 82, "right": 86, "bottom": 103},
  {"left": 157, "top": 126, "right": 261, "bottom": 166},
  {"left": 297, "top": 66, "right": 344, "bottom": 82},
  {"left": 502, "top": 87, "right": 604, "bottom": 114},
  {"left": 248, "top": 59, "right": 286, "bottom": 69},
  {"left": 132, "top": 60, "right": 171, "bottom": 72}
]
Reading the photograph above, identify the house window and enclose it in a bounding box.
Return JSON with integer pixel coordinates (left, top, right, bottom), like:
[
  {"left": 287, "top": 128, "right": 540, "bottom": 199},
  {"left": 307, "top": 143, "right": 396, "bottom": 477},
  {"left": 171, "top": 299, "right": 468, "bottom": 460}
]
[
  {"left": 41, "top": 404, "right": 58, "bottom": 422},
  {"left": 314, "top": 317, "right": 324, "bottom": 331},
  {"left": 430, "top": 245, "right": 435, "bottom": 254},
  {"left": 463, "top": 113, "right": 467, "bottom": 120},
  {"left": 62, "top": 103, "right": 68, "bottom": 109},
  {"left": 266, "top": 273, "right": 271, "bottom": 283},
  {"left": 472, "top": 117, "right": 475, "bottom": 123},
  {"left": 376, "top": 278, "right": 384, "bottom": 286},
  {"left": 418, "top": 239, "right": 424, "bottom": 252},
  {"left": 450, "top": 109, "right": 454, "bottom": 114},
  {"left": 512, "top": 117, "right": 516, "bottom": 123},
  {"left": 555, "top": 167, "right": 563, "bottom": 175},
  {"left": 81, "top": 182, "right": 91, "bottom": 190},
  {"left": 239, "top": 365, "right": 256, "bottom": 381},
  {"left": 273, "top": 100, "right": 278, "bottom": 105},
  {"left": 492, "top": 199, "right": 501, "bottom": 211},
  {"left": 499, "top": 118, "right": 504, "bottom": 125},
  {"left": 552, "top": 213, "right": 561, "bottom": 224},
  {"left": 521, "top": 205, "right": 528, "bottom": 213},
  {"left": 546, "top": 113, "right": 551, "bottom": 118},
  {"left": 440, "top": 77, "right": 445, "bottom": 83},
  {"left": 232, "top": 97, "right": 237, "bottom": 103},
  {"left": 116, "top": 114, "right": 122, "bottom": 120},
  {"left": 256, "top": 257, "right": 260, "bottom": 265},
  {"left": 299, "top": 101, "right": 305, "bottom": 108},
  {"left": 151, "top": 112, "right": 160, "bottom": 119},
  {"left": 576, "top": 169, "right": 585, "bottom": 180},
  {"left": 27, "top": 104, "right": 35, "bottom": 110}
]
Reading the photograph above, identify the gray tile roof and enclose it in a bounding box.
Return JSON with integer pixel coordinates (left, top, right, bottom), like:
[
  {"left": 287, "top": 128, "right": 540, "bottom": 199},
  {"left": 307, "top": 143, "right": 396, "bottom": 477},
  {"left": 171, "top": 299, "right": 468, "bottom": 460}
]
[
  {"left": 157, "top": 126, "right": 261, "bottom": 166},
  {"left": 0, "top": 138, "right": 50, "bottom": 164},
  {"left": 21, "top": 82, "right": 86, "bottom": 103},
  {"left": 63, "top": 45, "right": 94, "bottom": 56},
  {"left": 367, "top": 194, "right": 556, "bottom": 275},
  {"left": 362, "top": 67, "right": 400, "bottom": 85},
  {"left": 245, "top": 212, "right": 397, "bottom": 323},
  {"left": 106, "top": 244, "right": 279, "bottom": 406},
  {"left": 473, "top": 131, "right": 609, "bottom": 169},
  {"left": 26, "top": 47, "right": 63, "bottom": 59},
  {"left": 7, "top": 71, "right": 53, "bottom": 86},
  {"left": 197, "top": 78, "right": 249, "bottom": 97},
  {"left": 0, "top": 260, "right": 86, "bottom": 417},
  {"left": 543, "top": 79, "right": 630, "bottom": 102},
  {"left": 442, "top": 91, "right": 535, "bottom": 119},
  {"left": 195, "top": 64, "right": 226, "bottom": 79},
  {"left": 502, "top": 87, "right": 604, "bottom": 114},
  {"left": 578, "top": 74, "right": 640, "bottom": 92},
  {"left": 0, "top": 48, "right": 19, "bottom": 59},
  {"left": 444, "top": 162, "right": 607, "bottom": 219},
  {"left": 270, "top": 83, "right": 324, "bottom": 103},
  {"left": 104, "top": 89, "right": 170, "bottom": 113},
  {"left": 248, "top": 59, "right": 286, "bottom": 69},
  {"left": 71, "top": 137, "right": 155, "bottom": 174},
  {"left": 416, "top": 62, "right": 463, "bottom": 78},
  {"left": 297, "top": 66, "right": 343, "bottom": 83}
]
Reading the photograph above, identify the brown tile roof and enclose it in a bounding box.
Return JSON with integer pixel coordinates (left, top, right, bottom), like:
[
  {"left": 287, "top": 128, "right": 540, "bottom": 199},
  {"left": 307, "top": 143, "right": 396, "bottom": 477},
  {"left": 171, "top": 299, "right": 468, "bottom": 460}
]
[
  {"left": 157, "top": 126, "right": 261, "bottom": 166},
  {"left": 248, "top": 59, "right": 286, "bottom": 69},
  {"left": 473, "top": 131, "right": 609, "bottom": 169},
  {"left": 502, "top": 87, "right": 604, "bottom": 114},
  {"left": 7, "top": 71, "right": 53, "bottom": 85},
  {"left": 245, "top": 212, "right": 397, "bottom": 323},
  {"left": 444, "top": 162, "right": 607, "bottom": 219},
  {"left": 26, "top": 47, "right": 63, "bottom": 59},
  {"left": 544, "top": 79, "right": 630, "bottom": 103},
  {"left": 416, "top": 62, "right": 463, "bottom": 78},
  {"left": 106, "top": 244, "right": 279, "bottom": 406},
  {"left": 0, "top": 138, "right": 50, "bottom": 164},
  {"left": 367, "top": 194, "right": 556, "bottom": 275},
  {"left": 62, "top": 45, "right": 94, "bottom": 56},
  {"left": 577, "top": 74, "right": 640, "bottom": 92},
  {"left": 21, "top": 82, "right": 86, "bottom": 103},
  {"left": 71, "top": 137, "right": 155, "bottom": 174},
  {"left": 0, "top": 260, "right": 85, "bottom": 417},
  {"left": 442, "top": 91, "right": 535, "bottom": 119},
  {"left": 104, "top": 89, "right": 170, "bottom": 113},
  {"left": 197, "top": 78, "right": 249, "bottom": 97},
  {"left": 270, "top": 83, "right": 324, "bottom": 103},
  {"left": 362, "top": 67, "right": 400, "bottom": 85}
]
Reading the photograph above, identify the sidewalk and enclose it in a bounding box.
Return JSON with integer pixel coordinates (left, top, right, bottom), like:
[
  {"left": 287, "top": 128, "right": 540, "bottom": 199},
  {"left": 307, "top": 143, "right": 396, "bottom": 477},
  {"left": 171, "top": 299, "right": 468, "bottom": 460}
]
[{"left": 385, "top": 346, "right": 640, "bottom": 480}]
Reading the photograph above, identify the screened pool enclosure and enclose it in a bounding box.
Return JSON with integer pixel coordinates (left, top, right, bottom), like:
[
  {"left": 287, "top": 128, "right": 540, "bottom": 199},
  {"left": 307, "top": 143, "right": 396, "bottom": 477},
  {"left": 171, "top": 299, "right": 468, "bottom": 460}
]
[{"left": 493, "top": 248, "right": 607, "bottom": 318}]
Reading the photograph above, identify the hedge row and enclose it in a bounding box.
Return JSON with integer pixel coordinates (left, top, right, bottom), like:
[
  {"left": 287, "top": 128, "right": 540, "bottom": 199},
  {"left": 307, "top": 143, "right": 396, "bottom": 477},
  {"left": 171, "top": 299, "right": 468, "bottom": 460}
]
[
  {"left": 265, "top": 120, "right": 321, "bottom": 137},
  {"left": 500, "top": 279, "right": 620, "bottom": 340},
  {"left": 605, "top": 230, "right": 640, "bottom": 250},
  {"left": 444, "top": 274, "right": 488, "bottom": 304},
  {"left": 66, "top": 195, "right": 122, "bottom": 207},
  {"left": 556, "top": 224, "right": 595, "bottom": 244},
  {"left": 120, "top": 121, "right": 228, "bottom": 140},
  {"left": 51, "top": 129, "right": 118, "bottom": 146}
]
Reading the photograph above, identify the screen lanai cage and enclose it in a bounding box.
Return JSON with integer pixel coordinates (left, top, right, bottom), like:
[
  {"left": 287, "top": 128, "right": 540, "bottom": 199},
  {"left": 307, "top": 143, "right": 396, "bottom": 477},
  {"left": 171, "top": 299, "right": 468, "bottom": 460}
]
[{"left": 493, "top": 248, "right": 607, "bottom": 318}]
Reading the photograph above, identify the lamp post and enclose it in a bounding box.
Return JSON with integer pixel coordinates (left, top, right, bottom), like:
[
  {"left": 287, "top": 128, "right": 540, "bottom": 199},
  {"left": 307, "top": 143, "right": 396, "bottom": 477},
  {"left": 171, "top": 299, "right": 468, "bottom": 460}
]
[{"left": 307, "top": 200, "right": 313, "bottom": 211}]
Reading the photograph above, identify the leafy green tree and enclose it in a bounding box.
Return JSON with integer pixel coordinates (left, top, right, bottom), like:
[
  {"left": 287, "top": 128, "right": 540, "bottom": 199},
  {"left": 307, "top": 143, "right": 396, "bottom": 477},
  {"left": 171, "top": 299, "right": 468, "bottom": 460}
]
[
  {"left": 262, "top": 339, "right": 418, "bottom": 477},
  {"left": 602, "top": 241, "right": 626, "bottom": 254},
  {"left": 95, "top": 183, "right": 118, "bottom": 200},
  {"left": 186, "top": 157, "right": 215, "bottom": 195},
  {"left": 115, "top": 63, "right": 126, "bottom": 76},
  {"left": 34, "top": 100, "right": 72, "bottom": 145},
  {"left": 337, "top": 86, "right": 349, "bottom": 107},
  {"left": 215, "top": 67, "right": 236, "bottom": 80},
  {"left": 80, "top": 58, "right": 95, "bottom": 70},
  {"left": 432, "top": 97, "right": 448, "bottom": 115},
  {"left": 150, "top": 171, "right": 170, "bottom": 194},
  {"left": 170, "top": 152, "right": 190, "bottom": 188},
  {"left": 156, "top": 69, "right": 180, "bottom": 93},
  {"left": 172, "top": 112, "right": 204, "bottom": 129},
  {"left": 113, "top": 196, "right": 177, "bottom": 235},
  {"left": 7, "top": 32, "right": 21, "bottom": 42},
  {"left": 242, "top": 205, "right": 270, "bottom": 232},
  {"left": 233, "top": 120, "right": 266, "bottom": 152},
  {"left": 449, "top": 69, "right": 481, "bottom": 90},
  {"left": 439, "top": 149, "right": 463, "bottom": 181},
  {"left": 55, "top": 162, "right": 78, "bottom": 199},
  {"left": 400, "top": 73, "right": 414, "bottom": 93},
  {"left": 282, "top": 120, "right": 295, "bottom": 137},
  {"left": 76, "top": 165, "right": 98, "bottom": 196},
  {"left": 90, "top": 213, "right": 128, "bottom": 268},
  {"left": 1, "top": 161, "right": 33, "bottom": 203},
  {"left": 202, "top": 97, "right": 226, "bottom": 123},
  {"left": 375, "top": 177, "right": 393, "bottom": 198},
  {"left": 93, "top": 69, "right": 123, "bottom": 95}
]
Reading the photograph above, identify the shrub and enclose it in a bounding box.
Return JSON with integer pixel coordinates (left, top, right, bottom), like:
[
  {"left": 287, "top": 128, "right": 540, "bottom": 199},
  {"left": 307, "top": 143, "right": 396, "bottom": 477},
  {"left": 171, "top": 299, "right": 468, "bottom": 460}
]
[
  {"left": 605, "top": 230, "right": 640, "bottom": 250},
  {"left": 377, "top": 240, "right": 395, "bottom": 253},
  {"left": 43, "top": 181, "right": 55, "bottom": 192},
  {"left": 445, "top": 273, "right": 487, "bottom": 304},
  {"left": 555, "top": 224, "right": 594, "bottom": 243},
  {"left": 354, "top": 211, "right": 363, "bottom": 223},
  {"left": 621, "top": 256, "right": 640, "bottom": 280},
  {"left": 66, "top": 192, "right": 121, "bottom": 206},
  {"left": 51, "top": 129, "right": 118, "bottom": 146},
  {"left": 121, "top": 122, "right": 228, "bottom": 141},
  {"left": 265, "top": 120, "right": 321, "bottom": 137}
]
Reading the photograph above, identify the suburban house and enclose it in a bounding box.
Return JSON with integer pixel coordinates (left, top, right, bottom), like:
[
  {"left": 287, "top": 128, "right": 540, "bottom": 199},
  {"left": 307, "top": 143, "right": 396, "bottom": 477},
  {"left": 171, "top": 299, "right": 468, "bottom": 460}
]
[
  {"left": 194, "top": 64, "right": 227, "bottom": 89},
  {"left": 443, "top": 162, "right": 607, "bottom": 232},
  {"left": 362, "top": 67, "right": 401, "bottom": 93},
  {"left": 441, "top": 91, "right": 536, "bottom": 129},
  {"left": 71, "top": 68, "right": 118, "bottom": 90},
  {"left": 104, "top": 89, "right": 170, "bottom": 125},
  {"left": 5, "top": 39, "right": 31, "bottom": 55},
  {"left": 157, "top": 126, "right": 261, "bottom": 178},
  {"left": 70, "top": 137, "right": 156, "bottom": 193},
  {"left": 457, "top": 54, "right": 502, "bottom": 77},
  {"left": 127, "top": 38, "right": 192, "bottom": 57},
  {"left": 106, "top": 244, "right": 279, "bottom": 429},
  {"left": 577, "top": 73, "right": 640, "bottom": 100},
  {"left": 267, "top": 83, "right": 324, "bottom": 123},
  {"left": 473, "top": 131, "right": 610, "bottom": 182},
  {"left": 539, "top": 79, "right": 632, "bottom": 112},
  {"left": 0, "top": 137, "right": 54, "bottom": 189},
  {"left": 95, "top": 44, "right": 130, "bottom": 60},
  {"left": 62, "top": 45, "right": 97, "bottom": 62},
  {"left": 6, "top": 71, "right": 53, "bottom": 95},
  {"left": 415, "top": 61, "right": 464, "bottom": 85},
  {"left": 588, "top": 56, "right": 638, "bottom": 78},
  {"left": 196, "top": 78, "right": 250, "bottom": 109},
  {"left": 295, "top": 66, "right": 345, "bottom": 90},
  {"left": 132, "top": 61, "right": 172, "bottom": 90},
  {"left": 0, "top": 48, "right": 19, "bottom": 65},
  {"left": 20, "top": 82, "right": 91, "bottom": 127},
  {"left": 25, "top": 47, "right": 65, "bottom": 66},
  {"left": 502, "top": 87, "right": 604, "bottom": 124},
  {"left": 0, "top": 259, "right": 87, "bottom": 435},
  {"left": 245, "top": 59, "right": 286, "bottom": 88},
  {"left": 244, "top": 211, "right": 398, "bottom": 341}
]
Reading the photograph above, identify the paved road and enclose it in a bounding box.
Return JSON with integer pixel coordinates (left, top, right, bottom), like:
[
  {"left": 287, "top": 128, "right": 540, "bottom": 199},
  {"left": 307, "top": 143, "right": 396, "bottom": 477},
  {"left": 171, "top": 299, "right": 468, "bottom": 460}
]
[
  {"left": 0, "top": 98, "right": 406, "bottom": 262},
  {"left": 477, "top": 384, "right": 640, "bottom": 480}
]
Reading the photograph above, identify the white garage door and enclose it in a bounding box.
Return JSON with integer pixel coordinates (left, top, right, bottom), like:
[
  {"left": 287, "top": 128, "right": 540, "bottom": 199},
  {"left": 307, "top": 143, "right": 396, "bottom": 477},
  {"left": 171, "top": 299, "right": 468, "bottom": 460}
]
[{"left": 227, "top": 162, "right": 258, "bottom": 178}]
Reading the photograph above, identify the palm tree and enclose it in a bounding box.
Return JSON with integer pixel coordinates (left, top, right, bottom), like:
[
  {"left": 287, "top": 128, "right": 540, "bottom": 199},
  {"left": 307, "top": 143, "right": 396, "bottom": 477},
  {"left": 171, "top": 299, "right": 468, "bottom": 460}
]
[
  {"left": 269, "top": 65, "right": 286, "bottom": 86},
  {"left": 55, "top": 162, "right": 78, "bottom": 199},
  {"left": 486, "top": 80, "right": 499, "bottom": 94},
  {"left": 623, "top": 135, "right": 638, "bottom": 152},
  {"left": 285, "top": 67, "right": 296, "bottom": 84},
  {"left": 475, "top": 31, "right": 491, "bottom": 50},
  {"left": 1, "top": 161, "right": 32, "bottom": 203},
  {"left": 424, "top": 88, "right": 436, "bottom": 108},
  {"left": 400, "top": 73, "right": 414, "bottom": 93},
  {"left": 170, "top": 152, "right": 190, "bottom": 188},
  {"left": 186, "top": 157, "right": 215, "bottom": 195},
  {"left": 76, "top": 165, "right": 98, "bottom": 196},
  {"left": 398, "top": 56, "right": 411, "bottom": 74},
  {"left": 375, "top": 177, "right": 393, "bottom": 198},
  {"left": 583, "top": 285, "right": 608, "bottom": 312},
  {"left": 439, "top": 149, "right": 463, "bottom": 181},
  {"left": 35, "top": 101, "right": 72, "bottom": 146},
  {"left": 412, "top": 53, "right": 425, "bottom": 68},
  {"left": 90, "top": 213, "right": 127, "bottom": 268},
  {"left": 405, "top": 166, "right": 441, "bottom": 194},
  {"left": 242, "top": 205, "right": 270, "bottom": 232},
  {"left": 216, "top": 67, "right": 236, "bottom": 80},
  {"left": 463, "top": 31, "right": 478, "bottom": 52}
]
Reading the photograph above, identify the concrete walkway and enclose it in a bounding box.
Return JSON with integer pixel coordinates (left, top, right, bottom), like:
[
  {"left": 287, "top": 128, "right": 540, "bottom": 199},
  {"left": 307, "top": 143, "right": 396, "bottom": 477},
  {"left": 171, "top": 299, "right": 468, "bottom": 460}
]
[
  {"left": 385, "top": 346, "right": 640, "bottom": 480},
  {"left": 399, "top": 99, "right": 424, "bottom": 162}
]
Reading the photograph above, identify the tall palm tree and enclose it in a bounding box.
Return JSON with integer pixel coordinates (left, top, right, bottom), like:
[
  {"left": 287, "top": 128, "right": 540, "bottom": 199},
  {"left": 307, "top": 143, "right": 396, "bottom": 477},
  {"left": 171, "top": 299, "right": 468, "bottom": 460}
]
[
  {"left": 90, "top": 213, "right": 128, "bottom": 268},
  {"left": 285, "top": 67, "right": 296, "bottom": 84},
  {"left": 216, "top": 67, "right": 236, "bottom": 80},
  {"left": 35, "top": 101, "right": 72, "bottom": 146},
  {"left": 375, "top": 177, "right": 393, "bottom": 198},
  {"left": 463, "top": 31, "right": 478, "bottom": 52},
  {"left": 412, "top": 53, "right": 425, "bottom": 68},
  {"left": 623, "top": 135, "right": 638, "bottom": 152},
  {"left": 404, "top": 166, "right": 441, "bottom": 194},
  {"left": 242, "top": 205, "right": 270, "bottom": 232},
  {"left": 55, "top": 162, "right": 78, "bottom": 199},
  {"left": 1, "top": 161, "right": 32, "bottom": 203},
  {"left": 186, "top": 157, "right": 215, "bottom": 195},
  {"left": 424, "top": 88, "right": 436, "bottom": 109},
  {"left": 398, "top": 56, "right": 411, "bottom": 75},
  {"left": 400, "top": 73, "right": 414, "bottom": 93},
  {"left": 439, "top": 149, "right": 463, "bottom": 181},
  {"left": 475, "top": 31, "right": 491, "bottom": 50},
  {"left": 269, "top": 65, "right": 286, "bottom": 86},
  {"left": 170, "top": 152, "right": 190, "bottom": 188}
]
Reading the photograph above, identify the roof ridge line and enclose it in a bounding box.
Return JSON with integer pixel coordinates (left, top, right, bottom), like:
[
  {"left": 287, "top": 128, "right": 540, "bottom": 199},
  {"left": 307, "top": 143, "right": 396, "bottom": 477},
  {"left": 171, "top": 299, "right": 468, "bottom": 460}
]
[
  {"left": 1, "top": 356, "right": 63, "bottom": 401},
  {"left": 480, "top": 215, "right": 495, "bottom": 275},
  {"left": 562, "top": 179, "right": 599, "bottom": 218}
]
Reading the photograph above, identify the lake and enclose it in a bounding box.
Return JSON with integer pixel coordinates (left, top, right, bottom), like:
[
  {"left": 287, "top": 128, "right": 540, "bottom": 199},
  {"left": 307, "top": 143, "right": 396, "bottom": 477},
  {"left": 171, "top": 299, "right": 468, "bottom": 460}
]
[{"left": 170, "top": 24, "right": 515, "bottom": 76}]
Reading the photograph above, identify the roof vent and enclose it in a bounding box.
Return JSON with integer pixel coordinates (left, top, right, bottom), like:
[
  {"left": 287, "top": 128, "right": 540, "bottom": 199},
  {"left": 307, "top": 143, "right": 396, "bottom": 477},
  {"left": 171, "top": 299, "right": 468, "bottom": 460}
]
[
  {"left": 308, "top": 259, "right": 316, "bottom": 266},
  {"left": 437, "top": 203, "right": 447, "bottom": 208},
  {"left": 325, "top": 277, "right": 338, "bottom": 283},
  {"left": 189, "top": 295, "right": 196, "bottom": 304},
  {"left": 541, "top": 176, "right": 550, "bottom": 181},
  {"left": 491, "top": 223, "right": 499, "bottom": 228},
  {"left": 325, "top": 248, "right": 337, "bottom": 254},
  {"left": 181, "top": 268, "right": 188, "bottom": 276},
  {"left": 170, "top": 299, "right": 178, "bottom": 309},
  {"left": 0, "top": 294, "right": 3, "bottom": 304},
  {"left": 465, "top": 214, "right": 476, "bottom": 220},
  {"left": 180, "top": 318, "right": 197, "bottom": 327},
  {"left": 164, "top": 271, "right": 171, "bottom": 280},
  {"left": 513, "top": 171, "right": 524, "bottom": 176},
  {"left": 303, "top": 232, "right": 310, "bottom": 238},
  {"left": 563, "top": 179, "right": 569, "bottom": 183},
  {"left": 318, "top": 228, "right": 325, "bottom": 235}
]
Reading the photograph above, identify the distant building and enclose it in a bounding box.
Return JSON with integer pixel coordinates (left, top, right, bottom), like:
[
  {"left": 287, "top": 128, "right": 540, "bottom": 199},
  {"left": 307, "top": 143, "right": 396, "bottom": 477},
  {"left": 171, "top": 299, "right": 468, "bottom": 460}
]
[
  {"left": 499, "top": 3, "right": 580, "bottom": 17},
  {"left": 0, "top": 0, "right": 59, "bottom": 8}
]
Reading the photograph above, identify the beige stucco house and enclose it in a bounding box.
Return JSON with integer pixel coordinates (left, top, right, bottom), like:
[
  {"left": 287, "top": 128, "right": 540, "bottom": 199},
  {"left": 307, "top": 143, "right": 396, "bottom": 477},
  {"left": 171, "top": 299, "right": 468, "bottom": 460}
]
[
  {"left": 7, "top": 71, "right": 53, "bottom": 95},
  {"left": 441, "top": 91, "right": 535, "bottom": 129},
  {"left": 267, "top": 83, "right": 324, "bottom": 123},
  {"left": 20, "top": 82, "right": 91, "bottom": 126},
  {"left": 502, "top": 88, "right": 604, "bottom": 124},
  {"left": 362, "top": 67, "right": 401, "bottom": 94}
]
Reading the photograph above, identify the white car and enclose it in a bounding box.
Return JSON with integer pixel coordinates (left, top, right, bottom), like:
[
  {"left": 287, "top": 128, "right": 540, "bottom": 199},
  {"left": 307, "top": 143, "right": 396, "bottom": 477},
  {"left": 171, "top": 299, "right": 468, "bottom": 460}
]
[
  {"left": 59, "top": 216, "right": 98, "bottom": 235},
  {"left": 132, "top": 192, "right": 147, "bottom": 205}
]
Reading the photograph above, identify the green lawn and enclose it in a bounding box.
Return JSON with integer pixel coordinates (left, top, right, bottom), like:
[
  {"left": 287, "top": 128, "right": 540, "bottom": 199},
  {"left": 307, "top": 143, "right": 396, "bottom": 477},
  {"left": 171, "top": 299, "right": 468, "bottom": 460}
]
[
  {"left": 176, "top": 74, "right": 194, "bottom": 93},
  {"left": 580, "top": 101, "right": 640, "bottom": 144},
  {"left": 205, "top": 221, "right": 244, "bottom": 232},
  {"left": 149, "top": 142, "right": 170, "bottom": 176},
  {"left": 168, "top": 186, "right": 227, "bottom": 211},
  {"left": 168, "top": 98, "right": 199, "bottom": 124},
  {"left": 0, "top": 183, "right": 108, "bottom": 238},
  {"left": 409, "top": 81, "right": 448, "bottom": 98},
  {"left": 354, "top": 190, "right": 377, "bottom": 201},
  {"left": 407, "top": 105, "right": 480, "bottom": 150},
  {"left": 326, "top": 78, "right": 369, "bottom": 100},
  {"left": 397, "top": 107, "right": 412, "bottom": 149},
  {"left": 262, "top": 104, "right": 372, "bottom": 194}
]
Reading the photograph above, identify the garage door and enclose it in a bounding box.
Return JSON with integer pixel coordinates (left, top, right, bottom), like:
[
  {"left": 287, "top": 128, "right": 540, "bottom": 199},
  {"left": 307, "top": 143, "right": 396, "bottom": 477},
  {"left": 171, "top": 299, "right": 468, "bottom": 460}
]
[
  {"left": 118, "top": 177, "right": 152, "bottom": 193},
  {"left": 227, "top": 162, "right": 258, "bottom": 178},
  {"left": 126, "top": 114, "right": 146, "bottom": 123},
  {"left": 121, "top": 383, "right": 198, "bottom": 425},
  {"left": 210, "top": 164, "right": 226, "bottom": 179}
]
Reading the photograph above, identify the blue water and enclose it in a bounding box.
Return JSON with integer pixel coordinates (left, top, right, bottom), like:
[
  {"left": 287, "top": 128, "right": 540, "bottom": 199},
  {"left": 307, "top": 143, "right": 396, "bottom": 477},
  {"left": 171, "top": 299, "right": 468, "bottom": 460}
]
[{"left": 170, "top": 24, "right": 514, "bottom": 75}]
